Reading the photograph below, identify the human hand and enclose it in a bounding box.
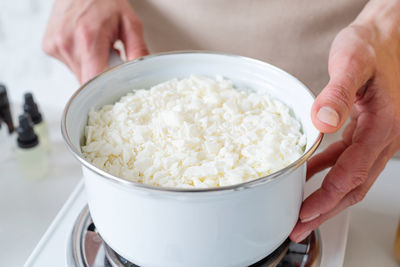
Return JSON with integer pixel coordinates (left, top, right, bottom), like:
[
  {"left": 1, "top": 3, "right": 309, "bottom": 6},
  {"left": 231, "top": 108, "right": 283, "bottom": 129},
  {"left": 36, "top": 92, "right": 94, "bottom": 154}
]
[
  {"left": 42, "top": 0, "right": 148, "bottom": 84},
  {"left": 290, "top": 0, "right": 400, "bottom": 242}
]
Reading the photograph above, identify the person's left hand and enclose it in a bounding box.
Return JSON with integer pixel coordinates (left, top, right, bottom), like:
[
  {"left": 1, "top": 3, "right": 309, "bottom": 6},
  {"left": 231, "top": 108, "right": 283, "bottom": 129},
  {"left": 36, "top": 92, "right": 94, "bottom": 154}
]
[{"left": 290, "top": 1, "right": 400, "bottom": 242}]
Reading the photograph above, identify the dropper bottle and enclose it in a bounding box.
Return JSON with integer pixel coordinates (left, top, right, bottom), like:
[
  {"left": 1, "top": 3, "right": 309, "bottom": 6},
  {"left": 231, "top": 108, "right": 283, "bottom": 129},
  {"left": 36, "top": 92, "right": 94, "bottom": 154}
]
[
  {"left": 0, "top": 84, "right": 14, "bottom": 162},
  {"left": 0, "top": 84, "right": 14, "bottom": 133},
  {"left": 23, "top": 92, "right": 50, "bottom": 151},
  {"left": 0, "top": 119, "right": 10, "bottom": 162},
  {"left": 15, "top": 114, "right": 49, "bottom": 179}
]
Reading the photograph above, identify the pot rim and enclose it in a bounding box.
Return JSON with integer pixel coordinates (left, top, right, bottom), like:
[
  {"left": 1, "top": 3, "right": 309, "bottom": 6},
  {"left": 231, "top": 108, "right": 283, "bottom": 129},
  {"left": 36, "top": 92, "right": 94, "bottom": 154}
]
[{"left": 61, "top": 51, "right": 323, "bottom": 193}]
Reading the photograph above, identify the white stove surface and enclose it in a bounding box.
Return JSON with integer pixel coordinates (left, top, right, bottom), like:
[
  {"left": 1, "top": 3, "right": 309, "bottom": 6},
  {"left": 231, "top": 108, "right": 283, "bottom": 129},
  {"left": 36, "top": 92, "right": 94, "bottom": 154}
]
[{"left": 24, "top": 171, "right": 350, "bottom": 267}]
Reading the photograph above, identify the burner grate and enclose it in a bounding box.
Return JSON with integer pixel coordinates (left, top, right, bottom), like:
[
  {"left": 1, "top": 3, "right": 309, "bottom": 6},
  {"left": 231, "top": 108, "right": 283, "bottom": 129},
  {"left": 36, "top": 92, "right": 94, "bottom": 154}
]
[{"left": 68, "top": 206, "right": 321, "bottom": 267}]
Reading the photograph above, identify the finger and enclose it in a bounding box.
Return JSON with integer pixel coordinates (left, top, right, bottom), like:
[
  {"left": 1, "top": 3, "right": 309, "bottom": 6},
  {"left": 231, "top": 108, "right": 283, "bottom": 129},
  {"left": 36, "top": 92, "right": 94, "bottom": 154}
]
[
  {"left": 303, "top": 81, "right": 393, "bottom": 221},
  {"left": 311, "top": 27, "right": 375, "bottom": 133},
  {"left": 338, "top": 149, "right": 389, "bottom": 208},
  {"left": 120, "top": 14, "right": 149, "bottom": 60},
  {"left": 43, "top": 26, "right": 82, "bottom": 81},
  {"left": 76, "top": 28, "right": 111, "bottom": 84},
  {"left": 299, "top": 139, "right": 380, "bottom": 223},
  {"left": 80, "top": 45, "right": 110, "bottom": 84},
  {"left": 304, "top": 107, "right": 392, "bottom": 216},
  {"left": 290, "top": 145, "right": 390, "bottom": 242},
  {"left": 341, "top": 117, "right": 357, "bottom": 145},
  {"left": 54, "top": 38, "right": 82, "bottom": 81},
  {"left": 306, "top": 140, "right": 347, "bottom": 180},
  {"left": 307, "top": 119, "right": 357, "bottom": 180},
  {"left": 352, "top": 109, "right": 394, "bottom": 146}
]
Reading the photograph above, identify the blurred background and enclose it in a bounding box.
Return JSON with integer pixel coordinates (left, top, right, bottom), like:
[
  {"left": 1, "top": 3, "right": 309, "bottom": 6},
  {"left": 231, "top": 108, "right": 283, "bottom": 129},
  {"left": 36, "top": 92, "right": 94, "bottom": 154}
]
[
  {"left": 0, "top": 1, "right": 399, "bottom": 267},
  {"left": 0, "top": 1, "right": 81, "bottom": 266}
]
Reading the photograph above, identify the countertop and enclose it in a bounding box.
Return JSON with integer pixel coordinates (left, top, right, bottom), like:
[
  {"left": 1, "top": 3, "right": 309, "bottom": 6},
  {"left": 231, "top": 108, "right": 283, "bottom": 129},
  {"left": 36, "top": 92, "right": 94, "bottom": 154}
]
[{"left": 0, "top": 1, "right": 399, "bottom": 266}]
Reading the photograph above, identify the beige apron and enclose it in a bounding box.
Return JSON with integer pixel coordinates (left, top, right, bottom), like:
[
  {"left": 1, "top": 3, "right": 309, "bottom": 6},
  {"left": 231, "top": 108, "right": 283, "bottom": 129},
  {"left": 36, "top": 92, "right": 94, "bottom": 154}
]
[
  {"left": 129, "top": 0, "right": 398, "bottom": 154},
  {"left": 131, "top": 0, "right": 367, "bottom": 94}
]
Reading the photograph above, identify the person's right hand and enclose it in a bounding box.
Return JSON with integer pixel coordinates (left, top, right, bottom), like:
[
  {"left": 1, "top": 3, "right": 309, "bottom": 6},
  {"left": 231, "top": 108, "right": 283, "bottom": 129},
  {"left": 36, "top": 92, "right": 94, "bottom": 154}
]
[{"left": 42, "top": 0, "right": 148, "bottom": 84}]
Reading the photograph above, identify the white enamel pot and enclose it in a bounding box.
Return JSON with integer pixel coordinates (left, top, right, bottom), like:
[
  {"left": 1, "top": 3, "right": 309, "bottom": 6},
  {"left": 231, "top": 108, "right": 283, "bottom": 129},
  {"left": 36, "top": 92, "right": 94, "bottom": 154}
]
[{"left": 62, "top": 52, "right": 322, "bottom": 267}]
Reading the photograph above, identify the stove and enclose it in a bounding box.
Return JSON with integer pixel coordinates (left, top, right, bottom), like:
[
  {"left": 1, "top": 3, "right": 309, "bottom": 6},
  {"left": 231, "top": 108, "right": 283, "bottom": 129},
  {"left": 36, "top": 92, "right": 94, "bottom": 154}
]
[
  {"left": 24, "top": 179, "right": 349, "bottom": 267},
  {"left": 69, "top": 206, "right": 321, "bottom": 267}
]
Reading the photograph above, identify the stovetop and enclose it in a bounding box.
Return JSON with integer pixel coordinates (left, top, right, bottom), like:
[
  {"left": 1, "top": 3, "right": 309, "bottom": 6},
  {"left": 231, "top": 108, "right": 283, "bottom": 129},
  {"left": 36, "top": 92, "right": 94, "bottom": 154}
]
[
  {"left": 24, "top": 181, "right": 350, "bottom": 267},
  {"left": 68, "top": 206, "right": 321, "bottom": 267}
]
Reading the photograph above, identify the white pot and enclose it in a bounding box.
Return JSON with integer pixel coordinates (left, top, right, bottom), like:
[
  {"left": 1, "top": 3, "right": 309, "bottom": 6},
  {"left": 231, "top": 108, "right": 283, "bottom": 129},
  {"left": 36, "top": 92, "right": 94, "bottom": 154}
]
[{"left": 62, "top": 52, "right": 322, "bottom": 267}]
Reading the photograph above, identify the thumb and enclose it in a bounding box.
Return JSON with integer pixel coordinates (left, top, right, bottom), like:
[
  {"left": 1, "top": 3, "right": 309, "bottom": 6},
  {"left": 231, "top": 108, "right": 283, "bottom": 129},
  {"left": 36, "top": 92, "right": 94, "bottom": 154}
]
[
  {"left": 120, "top": 14, "right": 149, "bottom": 61},
  {"left": 312, "top": 28, "right": 375, "bottom": 133}
]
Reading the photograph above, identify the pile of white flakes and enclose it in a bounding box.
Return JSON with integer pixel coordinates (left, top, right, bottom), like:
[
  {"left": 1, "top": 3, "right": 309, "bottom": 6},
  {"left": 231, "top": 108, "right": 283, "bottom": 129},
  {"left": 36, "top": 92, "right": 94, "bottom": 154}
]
[{"left": 82, "top": 75, "right": 306, "bottom": 188}]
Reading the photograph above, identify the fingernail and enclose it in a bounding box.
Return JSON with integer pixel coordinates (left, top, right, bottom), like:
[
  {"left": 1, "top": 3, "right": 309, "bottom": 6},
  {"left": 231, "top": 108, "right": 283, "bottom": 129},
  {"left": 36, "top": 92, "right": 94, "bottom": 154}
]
[
  {"left": 317, "top": 106, "right": 339, "bottom": 127},
  {"left": 301, "top": 213, "right": 320, "bottom": 223},
  {"left": 296, "top": 230, "right": 312, "bottom": 243}
]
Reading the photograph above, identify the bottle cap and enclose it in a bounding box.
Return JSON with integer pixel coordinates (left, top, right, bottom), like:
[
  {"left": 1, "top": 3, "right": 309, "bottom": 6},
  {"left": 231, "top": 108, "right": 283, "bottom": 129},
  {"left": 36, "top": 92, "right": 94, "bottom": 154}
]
[
  {"left": 0, "top": 84, "right": 14, "bottom": 133},
  {"left": 23, "top": 92, "right": 42, "bottom": 124},
  {"left": 17, "top": 114, "right": 39, "bottom": 149}
]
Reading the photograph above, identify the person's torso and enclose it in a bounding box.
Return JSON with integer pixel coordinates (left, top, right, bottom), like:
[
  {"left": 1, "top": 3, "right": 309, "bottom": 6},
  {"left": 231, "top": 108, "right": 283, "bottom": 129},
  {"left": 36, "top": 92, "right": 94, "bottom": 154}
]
[{"left": 130, "top": 0, "right": 368, "bottom": 95}]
